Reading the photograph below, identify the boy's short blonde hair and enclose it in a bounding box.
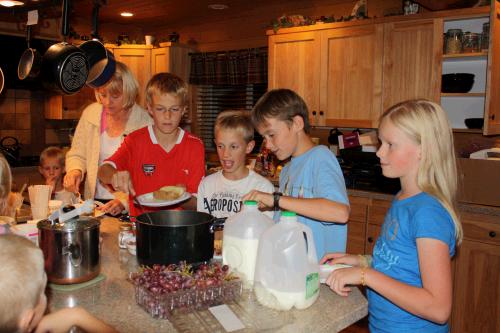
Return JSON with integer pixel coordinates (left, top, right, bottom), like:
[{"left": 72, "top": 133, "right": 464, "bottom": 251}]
[
  {"left": 0, "top": 234, "right": 47, "bottom": 332},
  {"left": 95, "top": 61, "right": 139, "bottom": 110},
  {"left": 251, "top": 88, "right": 311, "bottom": 133},
  {"left": 145, "top": 72, "right": 188, "bottom": 107},
  {"left": 214, "top": 110, "right": 255, "bottom": 143},
  {"left": 40, "top": 146, "right": 65, "bottom": 167}
]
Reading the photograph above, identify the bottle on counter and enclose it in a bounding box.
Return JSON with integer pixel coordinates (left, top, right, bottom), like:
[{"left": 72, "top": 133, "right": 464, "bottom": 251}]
[
  {"left": 222, "top": 200, "right": 274, "bottom": 289},
  {"left": 118, "top": 222, "right": 135, "bottom": 249},
  {"left": 254, "top": 211, "right": 320, "bottom": 311}
]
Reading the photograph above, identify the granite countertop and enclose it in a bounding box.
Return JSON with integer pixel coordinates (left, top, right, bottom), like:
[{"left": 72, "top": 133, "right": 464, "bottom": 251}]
[{"left": 47, "top": 217, "right": 368, "bottom": 333}]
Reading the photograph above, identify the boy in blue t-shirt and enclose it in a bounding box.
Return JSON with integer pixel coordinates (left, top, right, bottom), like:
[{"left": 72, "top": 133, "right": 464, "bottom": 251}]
[{"left": 243, "top": 89, "right": 349, "bottom": 259}]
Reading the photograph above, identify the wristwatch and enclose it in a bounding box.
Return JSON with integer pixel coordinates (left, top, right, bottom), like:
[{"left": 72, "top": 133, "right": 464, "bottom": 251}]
[{"left": 273, "top": 191, "right": 283, "bottom": 210}]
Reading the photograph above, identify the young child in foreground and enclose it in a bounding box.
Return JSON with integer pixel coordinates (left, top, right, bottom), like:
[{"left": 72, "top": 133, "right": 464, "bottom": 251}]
[
  {"left": 98, "top": 72, "right": 205, "bottom": 215},
  {"left": 321, "top": 99, "right": 462, "bottom": 333},
  {"left": 0, "top": 234, "right": 117, "bottom": 333},
  {"left": 197, "top": 110, "right": 274, "bottom": 218},
  {"left": 243, "top": 89, "right": 350, "bottom": 260}
]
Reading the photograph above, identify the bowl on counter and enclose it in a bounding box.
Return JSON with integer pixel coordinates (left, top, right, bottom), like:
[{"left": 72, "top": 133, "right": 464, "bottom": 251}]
[
  {"left": 464, "top": 118, "right": 484, "bottom": 129},
  {"left": 441, "top": 73, "right": 475, "bottom": 93}
]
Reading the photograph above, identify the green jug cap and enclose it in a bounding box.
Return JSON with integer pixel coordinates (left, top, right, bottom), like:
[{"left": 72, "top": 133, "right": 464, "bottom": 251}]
[
  {"left": 282, "top": 211, "right": 296, "bottom": 217},
  {"left": 243, "top": 200, "right": 258, "bottom": 206}
]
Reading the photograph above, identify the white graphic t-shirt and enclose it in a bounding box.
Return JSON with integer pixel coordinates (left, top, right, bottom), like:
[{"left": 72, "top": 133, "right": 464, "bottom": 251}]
[{"left": 197, "top": 169, "right": 275, "bottom": 218}]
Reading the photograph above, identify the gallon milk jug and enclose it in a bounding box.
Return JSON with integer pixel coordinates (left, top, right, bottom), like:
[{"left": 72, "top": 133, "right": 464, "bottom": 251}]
[
  {"left": 254, "top": 211, "right": 320, "bottom": 310},
  {"left": 222, "top": 200, "right": 274, "bottom": 288}
]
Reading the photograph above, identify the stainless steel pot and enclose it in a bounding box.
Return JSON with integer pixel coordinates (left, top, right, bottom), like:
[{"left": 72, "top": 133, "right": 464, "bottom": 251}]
[{"left": 37, "top": 216, "right": 100, "bottom": 284}]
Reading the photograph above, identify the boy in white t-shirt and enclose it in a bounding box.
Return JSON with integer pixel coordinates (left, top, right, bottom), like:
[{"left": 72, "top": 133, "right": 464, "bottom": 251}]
[{"left": 197, "top": 110, "right": 274, "bottom": 219}]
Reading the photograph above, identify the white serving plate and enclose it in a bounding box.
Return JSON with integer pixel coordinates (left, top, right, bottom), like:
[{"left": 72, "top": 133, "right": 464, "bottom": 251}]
[
  {"left": 319, "top": 263, "right": 352, "bottom": 283},
  {"left": 136, "top": 192, "right": 191, "bottom": 207}
]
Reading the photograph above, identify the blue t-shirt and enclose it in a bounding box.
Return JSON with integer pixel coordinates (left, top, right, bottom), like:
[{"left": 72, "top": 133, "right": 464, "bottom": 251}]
[
  {"left": 368, "top": 192, "right": 456, "bottom": 333},
  {"left": 278, "top": 145, "right": 349, "bottom": 260}
]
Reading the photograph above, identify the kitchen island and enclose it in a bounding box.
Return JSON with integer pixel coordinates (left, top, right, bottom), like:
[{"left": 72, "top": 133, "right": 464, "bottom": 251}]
[{"left": 47, "top": 217, "right": 368, "bottom": 333}]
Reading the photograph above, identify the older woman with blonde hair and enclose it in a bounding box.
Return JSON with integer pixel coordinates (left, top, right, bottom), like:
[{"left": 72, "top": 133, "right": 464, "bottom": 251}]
[{"left": 64, "top": 61, "right": 152, "bottom": 216}]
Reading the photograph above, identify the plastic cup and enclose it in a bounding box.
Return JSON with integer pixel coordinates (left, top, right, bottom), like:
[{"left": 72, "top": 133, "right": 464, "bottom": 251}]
[
  {"left": 145, "top": 35, "right": 154, "bottom": 46},
  {"left": 11, "top": 224, "right": 39, "bottom": 245},
  {"left": 28, "top": 185, "right": 51, "bottom": 220}
]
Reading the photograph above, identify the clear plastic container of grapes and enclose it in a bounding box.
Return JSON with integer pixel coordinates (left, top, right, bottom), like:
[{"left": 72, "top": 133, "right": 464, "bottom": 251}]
[{"left": 129, "top": 262, "right": 243, "bottom": 319}]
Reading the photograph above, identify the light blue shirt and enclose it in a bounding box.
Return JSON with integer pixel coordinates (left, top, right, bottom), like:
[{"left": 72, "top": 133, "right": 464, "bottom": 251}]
[
  {"left": 368, "top": 192, "right": 456, "bottom": 333},
  {"left": 278, "top": 145, "right": 349, "bottom": 260}
]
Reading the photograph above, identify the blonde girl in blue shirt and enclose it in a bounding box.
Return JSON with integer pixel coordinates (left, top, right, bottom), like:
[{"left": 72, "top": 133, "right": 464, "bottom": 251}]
[{"left": 321, "top": 100, "right": 462, "bottom": 333}]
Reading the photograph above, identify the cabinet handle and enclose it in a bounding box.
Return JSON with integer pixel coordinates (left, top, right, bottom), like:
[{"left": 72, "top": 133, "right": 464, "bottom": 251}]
[
  {"left": 319, "top": 111, "right": 324, "bottom": 116},
  {"left": 312, "top": 111, "right": 317, "bottom": 116},
  {"left": 489, "top": 231, "right": 496, "bottom": 238},
  {"left": 367, "top": 237, "right": 374, "bottom": 243}
]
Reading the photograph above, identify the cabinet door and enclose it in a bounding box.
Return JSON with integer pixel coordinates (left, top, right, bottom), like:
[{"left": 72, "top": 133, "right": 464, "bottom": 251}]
[
  {"left": 268, "top": 32, "right": 321, "bottom": 121},
  {"left": 151, "top": 45, "right": 192, "bottom": 83},
  {"left": 346, "top": 196, "right": 369, "bottom": 255},
  {"left": 320, "top": 24, "right": 384, "bottom": 128},
  {"left": 365, "top": 223, "right": 382, "bottom": 255},
  {"left": 383, "top": 19, "right": 442, "bottom": 111},
  {"left": 484, "top": 1, "right": 500, "bottom": 134},
  {"left": 451, "top": 240, "right": 500, "bottom": 333},
  {"left": 112, "top": 48, "right": 152, "bottom": 105}
]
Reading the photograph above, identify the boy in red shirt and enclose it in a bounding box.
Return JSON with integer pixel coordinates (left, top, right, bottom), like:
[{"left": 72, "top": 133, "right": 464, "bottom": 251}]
[{"left": 98, "top": 73, "right": 205, "bottom": 215}]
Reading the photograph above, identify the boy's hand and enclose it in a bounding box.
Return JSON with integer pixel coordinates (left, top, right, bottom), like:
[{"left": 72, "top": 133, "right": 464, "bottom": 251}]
[
  {"left": 111, "top": 171, "right": 135, "bottom": 196},
  {"left": 64, "top": 170, "right": 83, "bottom": 193},
  {"left": 242, "top": 190, "right": 273, "bottom": 208},
  {"left": 98, "top": 199, "right": 125, "bottom": 216},
  {"left": 320, "top": 253, "right": 360, "bottom": 266}
]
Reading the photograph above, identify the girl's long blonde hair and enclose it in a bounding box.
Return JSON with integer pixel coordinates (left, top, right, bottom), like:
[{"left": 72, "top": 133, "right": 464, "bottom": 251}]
[
  {"left": 0, "top": 154, "right": 13, "bottom": 216},
  {"left": 380, "top": 99, "right": 462, "bottom": 244}
]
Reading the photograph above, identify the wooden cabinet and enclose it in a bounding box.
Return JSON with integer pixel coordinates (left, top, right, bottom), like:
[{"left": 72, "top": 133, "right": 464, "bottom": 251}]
[
  {"left": 111, "top": 45, "right": 152, "bottom": 105},
  {"left": 382, "top": 19, "right": 442, "bottom": 110},
  {"left": 320, "top": 25, "right": 384, "bottom": 128},
  {"left": 268, "top": 25, "right": 383, "bottom": 128},
  {"left": 483, "top": 0, "right": 500, "bottom": 134},
  {"left": 451, "top": 211, "right": 500, "bottom": 333},
  {"left": 268, "top": 31, "right": 321, "bottom": 122},
  {"left": 346, "top": 196, "right": 369, "bottom": 255},
  {"left": 44, "top": 86, "right": 96, "bottom": 120},
  {"left": 365, "top": 198, "right": 390, "bottom": 254}
]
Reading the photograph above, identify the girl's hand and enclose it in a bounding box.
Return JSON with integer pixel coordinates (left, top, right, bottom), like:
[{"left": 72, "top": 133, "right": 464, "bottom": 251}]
[
  {"left": 98, "top": 199, "right": 124, "bottom": 216},
  {"left": 320, "top": 253, "right": 361, "bottom": 266},
  {"left": 242, "top": 190, "right": 273, "bottom": 209},
  {"left": 325, "top": 267, "right": 363, "bottom": 297},
  {"left": 64, "top": 170, "right": 83, "bottom": 193},
  {"left": 111, "top": 171, "right": 135, "bottom": 196}
]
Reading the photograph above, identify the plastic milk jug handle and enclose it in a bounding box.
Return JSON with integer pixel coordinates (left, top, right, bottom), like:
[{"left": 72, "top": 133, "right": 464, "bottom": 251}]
[{"left": 302, "top": 227, "right": 318, "bottom": 263}]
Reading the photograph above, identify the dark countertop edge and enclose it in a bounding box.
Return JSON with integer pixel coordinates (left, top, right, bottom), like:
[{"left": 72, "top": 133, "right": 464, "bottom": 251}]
[{"left": 347, "top": 189, "right": 500, "bottom": 217}]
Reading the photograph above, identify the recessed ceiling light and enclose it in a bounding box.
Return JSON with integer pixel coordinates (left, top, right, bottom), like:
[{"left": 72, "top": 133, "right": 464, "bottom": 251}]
[
  {"left": 208, "top": 4, "right": 228, "bottom": 10},
  {"left": 120, "top": 12, "right": 134, "bottom": 17},
  {"left": 0, "top": 1, "right": 24, "bottom": 7}
]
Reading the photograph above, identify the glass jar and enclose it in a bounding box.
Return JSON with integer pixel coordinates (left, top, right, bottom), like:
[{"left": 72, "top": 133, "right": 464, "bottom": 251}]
[
  {"left": 462, "top": 32, "right": 480, "bottom": 53},
  {"left": 118, "top": 223, "right": 134, "bottom": 249},
  {"left": 445, "top": 29, "right": 463, "bottom": 54},
  {"left": 481, "top": 22, "right": 490, "bottom": 52}
]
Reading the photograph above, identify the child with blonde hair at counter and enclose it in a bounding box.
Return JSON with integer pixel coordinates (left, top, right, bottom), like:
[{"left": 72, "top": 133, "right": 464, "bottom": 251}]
[
  {"left": 321, "top": 100, "right": 462, "bottom": 332},
  {"left": 197, "top": 110, "right": 274, "bottom": 218},
  {"left": 243, "top": 89, "right": 349, "bottom": 259},
  {"left": 0, "top": 234, "right": 117, "bottom": 333},
  {"left": 39, "top": 146, "right": 76, "bottom": 205}
]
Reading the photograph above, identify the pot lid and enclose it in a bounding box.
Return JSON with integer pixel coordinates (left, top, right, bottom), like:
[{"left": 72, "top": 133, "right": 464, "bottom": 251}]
[{"left": 37, "top": 216, "right": 100, "bottom": 232}]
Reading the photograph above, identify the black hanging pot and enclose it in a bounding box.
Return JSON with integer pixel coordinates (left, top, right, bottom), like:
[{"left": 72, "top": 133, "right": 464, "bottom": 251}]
[
  {"left": 18, "top": 25, "right": 42, "bottom": 80},
  {"left": 135, "top": 210, "right": 225, "bottom": 266},
  {"left": 41, "top": 0, "right": 89, "bottom": 94},
  {"left": 78, "top": 2, "right": 116, "bottom": 88}
]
